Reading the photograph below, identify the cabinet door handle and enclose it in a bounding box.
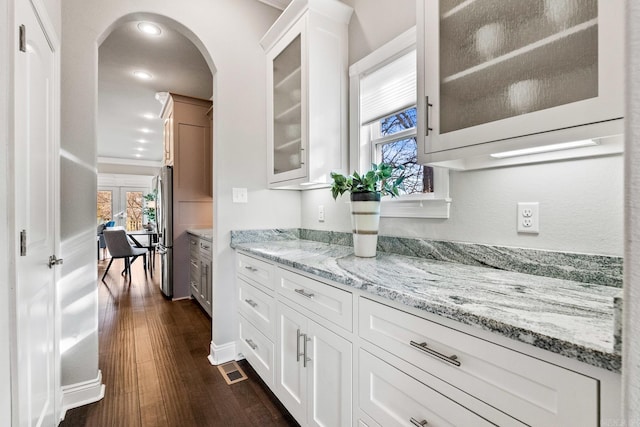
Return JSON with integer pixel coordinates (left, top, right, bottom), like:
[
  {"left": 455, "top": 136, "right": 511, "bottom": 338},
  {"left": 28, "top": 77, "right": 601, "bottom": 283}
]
[
  {"left": 410, "top": 417, "right": 428, "bottom": 426},
  {"left": 296, "top": 328, "right": 303, "bottom": 362},
  {"left": 294, "top": 288, "right": 314, "bottom": 299},
  {"left": 425, "top": 96, "right": 433, "bottom": 136},
  {"left": 303, "top": 334, "right": 311, "bottom": 368},
  {"left": 244, "top": 265, "right": 258, "bottom": 272},
  {"left": 409, "top": 340, "right": 461, "bottom": 367},
  {"left": 244, "top": 299, "right": 258, "bottom": 308},
  {"left": 245, "top": 338, "right": 258, "bottom": 351}
]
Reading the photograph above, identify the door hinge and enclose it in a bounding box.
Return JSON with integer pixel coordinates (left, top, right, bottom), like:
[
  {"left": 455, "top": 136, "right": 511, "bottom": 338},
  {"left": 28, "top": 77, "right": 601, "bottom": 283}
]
[
  {"left": 19, "top": 25, "right": 26, "bottom": 52},
  {"left": 20, "top": 230, "right": 27, "bottom": 256}
]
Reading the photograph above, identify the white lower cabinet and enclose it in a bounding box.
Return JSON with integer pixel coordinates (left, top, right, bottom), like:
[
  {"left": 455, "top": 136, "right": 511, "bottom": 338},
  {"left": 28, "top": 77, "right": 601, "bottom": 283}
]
[
  {"left": 235, "top": 251, "right": 616, "bottom": 427},
  {"left": 359, "top": 349, "right": 494, "bottom": 426},
  {"left": 276, "top": 300, "right": 352, "bottom": 427}
]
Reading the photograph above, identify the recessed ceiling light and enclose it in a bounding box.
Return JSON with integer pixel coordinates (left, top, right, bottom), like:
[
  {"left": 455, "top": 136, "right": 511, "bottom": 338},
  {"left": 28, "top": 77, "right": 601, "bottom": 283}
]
[
  {"left": 143, "top": 113, "right": 156, "bottom": 120},
  {"left": 139, "top": 128, "right": 152, "bottom": 134},
  {"left": 133, "top": 70, "right": 153, "bottom": 80},
  {"left": 136, "top": 147, "right": 147, "bottom": 151},
  {"left": 135, "top": 153, "right": 142, "bottom": 158},
  {"left": 137, "top": 22, "right": 162, "bottom": 36},
  {"left": 137, "top": 139, "right": 148, "bottom": 143}
]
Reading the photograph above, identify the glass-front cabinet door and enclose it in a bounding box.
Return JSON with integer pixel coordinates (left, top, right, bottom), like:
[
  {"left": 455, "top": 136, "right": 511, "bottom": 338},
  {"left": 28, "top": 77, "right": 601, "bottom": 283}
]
[
  {"left": 417, "top": 0, "right": 624, "bottom": 166},
  {"left": 267, "top": 21, "right": 306, "bottom": 184}
]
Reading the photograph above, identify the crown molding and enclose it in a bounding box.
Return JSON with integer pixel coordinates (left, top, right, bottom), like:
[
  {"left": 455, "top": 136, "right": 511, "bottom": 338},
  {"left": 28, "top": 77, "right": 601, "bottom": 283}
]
[
  {"left": 257, "top": 0, "right": 291, "bottom": 10},
  {"left": 97, "top": 157, "right": 163, "bottom": 168}
]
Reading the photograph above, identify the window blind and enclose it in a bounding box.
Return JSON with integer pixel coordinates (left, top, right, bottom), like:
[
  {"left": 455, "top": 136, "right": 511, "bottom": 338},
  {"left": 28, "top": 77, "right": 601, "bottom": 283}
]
[{"left": 359, "top": 50, "right": 416, "bottom": 125}]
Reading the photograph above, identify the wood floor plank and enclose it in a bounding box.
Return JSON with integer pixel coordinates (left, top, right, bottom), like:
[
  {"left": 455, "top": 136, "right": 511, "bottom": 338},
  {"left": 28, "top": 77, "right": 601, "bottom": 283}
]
[{"left": 61, "top": 255, "right": 298, "bottom": 427}]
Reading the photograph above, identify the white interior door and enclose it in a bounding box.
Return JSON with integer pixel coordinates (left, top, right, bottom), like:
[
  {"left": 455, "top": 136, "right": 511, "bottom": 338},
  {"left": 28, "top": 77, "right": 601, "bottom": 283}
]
[{"left": 14, "top": 0, "right": 59, "bottom": 425}]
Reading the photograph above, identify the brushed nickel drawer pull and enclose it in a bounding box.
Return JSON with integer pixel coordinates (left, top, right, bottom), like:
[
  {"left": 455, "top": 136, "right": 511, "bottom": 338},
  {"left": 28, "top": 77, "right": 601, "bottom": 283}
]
[
  {"left": 244, "top": 265, "right": 258, "bottom": 272},
  {"left": 410, "top": 340, "right": 461, "bottom": 367},
  {"left": 410, "top": 417, "right": 428, "bottom": 426},
  {"left": 245, "top": 338, "right": 258, "bottom": 351},
  {"left": 303, "top": 334, "right": 311, "bottom": 368},
  {"left": 294, "top": 288, "right": 314, "bottom": 299},
  {"left": 244, "top": 299, "right": 258, "bottom": 308}
]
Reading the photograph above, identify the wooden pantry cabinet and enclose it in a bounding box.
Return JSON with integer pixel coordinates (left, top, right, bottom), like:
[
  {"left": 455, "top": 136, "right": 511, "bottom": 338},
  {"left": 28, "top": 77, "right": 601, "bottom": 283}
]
[
  {"left": 417, "top": 0, "right": 624, "bottom": 167},
  {"left": 260, "top": 0, "right": 352, "bottom": 189}
]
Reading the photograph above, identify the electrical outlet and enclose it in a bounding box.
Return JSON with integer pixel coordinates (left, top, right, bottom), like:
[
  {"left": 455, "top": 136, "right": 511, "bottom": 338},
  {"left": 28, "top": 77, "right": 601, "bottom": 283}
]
[
  {"left": 232, "top": 188, "right": 248, "bottom": 203},
  {"left": 318, "top": 205, "right": 325, "bottom": 222},
  {"left": 517, "top": 202, "right": 539, "bottom": 234}
]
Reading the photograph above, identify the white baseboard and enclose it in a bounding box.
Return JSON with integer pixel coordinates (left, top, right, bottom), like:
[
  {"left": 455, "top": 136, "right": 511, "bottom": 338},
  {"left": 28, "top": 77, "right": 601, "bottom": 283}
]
[
  {"left": 208, "top": 340, "right": 237, "bottom": 366},
  {"left": 59, "top": 370, "right": 105, "bottom": 420}
]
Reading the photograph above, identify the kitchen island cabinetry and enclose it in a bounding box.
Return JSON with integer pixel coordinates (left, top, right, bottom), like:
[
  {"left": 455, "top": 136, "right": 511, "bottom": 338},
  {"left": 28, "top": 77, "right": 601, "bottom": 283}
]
[
  {"left": 234, "top": 241, "right": 621, "bottom": 427},
  {"left": 417, "top": 0, "right": 624, "bottom": 167},
  {"left": 260, "top": 0, "right": 352, "bottom": 188},
  {"left": 187, "top": 232, "right": 212, "bottom": 316}
]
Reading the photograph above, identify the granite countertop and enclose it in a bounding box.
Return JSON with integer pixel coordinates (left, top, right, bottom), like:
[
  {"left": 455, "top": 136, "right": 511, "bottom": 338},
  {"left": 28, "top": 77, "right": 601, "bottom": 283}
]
[
  {"left": 187, "top": 228, "right": 213, "bottom": 241},
  {"left": 232, "top": 237, "right": 621, "bottom": 372}
]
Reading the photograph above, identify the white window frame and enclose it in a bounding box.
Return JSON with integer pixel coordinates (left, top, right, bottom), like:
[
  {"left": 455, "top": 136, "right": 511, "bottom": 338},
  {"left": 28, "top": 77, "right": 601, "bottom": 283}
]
[{"left": 349, "top": 27, "right": 451, "bottom": 218}]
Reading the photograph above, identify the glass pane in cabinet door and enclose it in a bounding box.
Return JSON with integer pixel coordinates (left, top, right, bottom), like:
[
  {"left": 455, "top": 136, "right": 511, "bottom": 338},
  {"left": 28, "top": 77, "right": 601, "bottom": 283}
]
[
  {"left": 273, "top": 35, "right": 302, "bottom": 175},
  {"left": 439, "top": 0, "right": 598, "bottom": 134}
]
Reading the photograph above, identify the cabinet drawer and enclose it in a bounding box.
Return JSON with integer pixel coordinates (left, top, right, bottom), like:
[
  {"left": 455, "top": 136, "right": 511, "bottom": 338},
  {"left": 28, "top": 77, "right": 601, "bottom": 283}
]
[
  {"left": 189, "top": 236, "right": 199, "bottom": 257},
  {"left": 276, "top": 268, "right": 352, "bottom": 331},
  {"left": 359, "top": 298, "right": 598, "bottom": 427},
  {"left": 237, "top": 253, "right": 275, "bottom": 291},
  {"left": 238, "top": 277, "right": 276, "bottom": 340},
  {"left": 199, "top": 239, "right": 212, "bottom": 258},
  {"left": 239, "top": 315, "right": 275, "bottom": 387},
  {"left": 359, "top": 349, "right": 494, "bottom": 427}
]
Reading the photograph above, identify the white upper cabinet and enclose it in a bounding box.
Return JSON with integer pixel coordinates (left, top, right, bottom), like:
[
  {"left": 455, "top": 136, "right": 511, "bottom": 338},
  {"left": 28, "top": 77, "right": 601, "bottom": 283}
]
[
  {"left": 261, "top": 0, "right": 353, "bottom": 188},
  {"left": 417, "top": 0, "right": 624, "bottom": 168}
]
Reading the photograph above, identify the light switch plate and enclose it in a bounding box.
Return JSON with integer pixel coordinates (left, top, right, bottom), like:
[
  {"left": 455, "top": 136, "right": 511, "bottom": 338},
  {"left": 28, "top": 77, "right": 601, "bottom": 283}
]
[{"left": 232, "top": 188, "right": 248, "bottom": 203}]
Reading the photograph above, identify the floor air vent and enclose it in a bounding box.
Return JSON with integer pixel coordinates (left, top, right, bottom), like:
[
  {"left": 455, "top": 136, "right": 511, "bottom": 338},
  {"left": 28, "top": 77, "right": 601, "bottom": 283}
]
[{"left": 217, "top": 361, "right": 248, "bottom": 385}]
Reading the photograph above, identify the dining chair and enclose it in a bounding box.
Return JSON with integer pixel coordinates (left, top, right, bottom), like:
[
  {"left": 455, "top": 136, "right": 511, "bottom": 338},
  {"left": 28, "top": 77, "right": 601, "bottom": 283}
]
[{"left": 102, "top": 229, "right": 148, "bottom": 282}]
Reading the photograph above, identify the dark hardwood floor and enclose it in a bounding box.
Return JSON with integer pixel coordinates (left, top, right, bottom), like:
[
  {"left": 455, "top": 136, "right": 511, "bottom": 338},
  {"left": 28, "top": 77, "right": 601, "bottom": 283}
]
[{"left": 61, "top": 255, "right": 297, "bottom": 427}]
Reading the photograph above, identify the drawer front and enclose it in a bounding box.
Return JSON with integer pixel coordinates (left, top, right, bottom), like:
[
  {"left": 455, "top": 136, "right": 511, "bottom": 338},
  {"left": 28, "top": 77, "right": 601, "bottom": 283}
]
[
  {"left": 277, "top": 267, "right": 352, "bottom": 331},
  {"left": 199, "top": 239, "right": 212, "bottom": 258},
  {"left": 238, "top": 277, "right": 276, "bottom": 340},
  {"left": 238, "top": 315, "right": 275, "bottom": 387},
  {"left": 359, "top": 349, "right": 494, "bottom": 427},
  {"left": 189, "top": 236, "right": 199, "bottom": 257},
  {"left": 237, "top": 253, "right": 275, "bottom": 291},
  {"left": 359, "top": 298, "right": 598, "bottom": 427}
]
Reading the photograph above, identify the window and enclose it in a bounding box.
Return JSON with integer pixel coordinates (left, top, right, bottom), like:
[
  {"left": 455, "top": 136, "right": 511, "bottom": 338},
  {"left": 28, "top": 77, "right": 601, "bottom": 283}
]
[
  {"left": 349, "top": 27, "right": 450, "bottom": 218},
  {"left": 97, "top": 190, "right": 113, "bottom": 223}
]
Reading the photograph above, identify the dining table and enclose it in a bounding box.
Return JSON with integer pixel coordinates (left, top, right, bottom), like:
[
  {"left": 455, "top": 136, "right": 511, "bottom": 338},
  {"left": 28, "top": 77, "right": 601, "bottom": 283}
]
[{"left": 126, "top": 229, "right": 159, "bottom": 274}]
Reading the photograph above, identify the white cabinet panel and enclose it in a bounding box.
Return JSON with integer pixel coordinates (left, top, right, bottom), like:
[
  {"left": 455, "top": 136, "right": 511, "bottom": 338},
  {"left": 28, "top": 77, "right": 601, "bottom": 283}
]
[
  {"left": 237, "top": 252, "right": 275, "bottom": 291},
  {"left": 359, "top": 349, "right": 494, "bottom": 427},
  {"left": 359, "top": 297, "right": 598, "bottom": 427},
  {"left": 239, "top": 315, "right": 275, "bottom": 387},
  {"left": 277, "top": 267, "right": 352, "bottom": 331},
  {"left": 307, "top": 320, "right": 351, "bottom": 427},
  {"left": 276, "top": 302, "right": 307, "bottom": 423},
  {"left": 238, "top": 277, "right": 276, "bottom": 340}
]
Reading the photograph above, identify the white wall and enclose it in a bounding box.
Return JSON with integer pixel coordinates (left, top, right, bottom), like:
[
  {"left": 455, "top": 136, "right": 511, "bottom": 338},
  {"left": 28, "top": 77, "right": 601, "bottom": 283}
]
[
  {"left": 623, "top": 0, "right": 640, "bottom": 420},
  {"left": 60, "top": 0, "right": 300, "bottom": 390},
  {"left": 301, "top": 0, "right": 624, "bottom": 257}
]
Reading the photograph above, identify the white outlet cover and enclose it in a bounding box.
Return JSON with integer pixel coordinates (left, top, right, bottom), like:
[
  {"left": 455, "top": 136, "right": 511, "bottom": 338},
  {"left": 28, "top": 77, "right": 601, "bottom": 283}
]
[
  {"left": 232, "top": 187, "right": 248, "bottom": 203},
  {"left": 517, "top": 202, "right": 539, "bottom": 234}
]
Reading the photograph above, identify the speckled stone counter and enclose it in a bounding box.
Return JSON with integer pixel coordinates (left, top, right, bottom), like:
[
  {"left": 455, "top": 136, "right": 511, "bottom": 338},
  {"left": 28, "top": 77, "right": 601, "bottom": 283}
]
[
  {"left": 231, "top": 230, "right": 622, "bottom": 372},
  {"left": 187, "top": 228, "right": 213, "bottom": 242}
]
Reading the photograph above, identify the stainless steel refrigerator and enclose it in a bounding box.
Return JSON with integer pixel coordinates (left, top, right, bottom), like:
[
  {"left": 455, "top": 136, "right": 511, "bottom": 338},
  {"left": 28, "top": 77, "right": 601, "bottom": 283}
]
[{"left": 154, "top": 166, "right": 173, "bottom": 297}]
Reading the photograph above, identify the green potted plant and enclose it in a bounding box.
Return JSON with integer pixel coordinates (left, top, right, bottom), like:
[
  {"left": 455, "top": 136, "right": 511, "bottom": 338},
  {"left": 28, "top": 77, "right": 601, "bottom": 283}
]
[{"left": 330, "top": 163, "right": 404, "bottom": 257}]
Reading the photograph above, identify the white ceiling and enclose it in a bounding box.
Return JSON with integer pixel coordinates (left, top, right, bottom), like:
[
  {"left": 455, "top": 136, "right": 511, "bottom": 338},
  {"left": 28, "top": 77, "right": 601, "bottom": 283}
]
[{"left": 98, "top": 20, "right": 213, "bottom": 163}]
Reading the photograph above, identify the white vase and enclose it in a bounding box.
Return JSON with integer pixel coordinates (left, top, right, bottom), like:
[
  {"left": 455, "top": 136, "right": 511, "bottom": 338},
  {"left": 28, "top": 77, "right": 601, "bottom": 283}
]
[{"left": 350, "top": 192, "right": 381, "bottom": 257}]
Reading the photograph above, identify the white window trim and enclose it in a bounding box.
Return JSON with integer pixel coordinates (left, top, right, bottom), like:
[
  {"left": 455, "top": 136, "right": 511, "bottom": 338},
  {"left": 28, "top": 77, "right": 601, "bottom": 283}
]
[{"left": 349, "top": 27, "right": 451, "bottom": 219}]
